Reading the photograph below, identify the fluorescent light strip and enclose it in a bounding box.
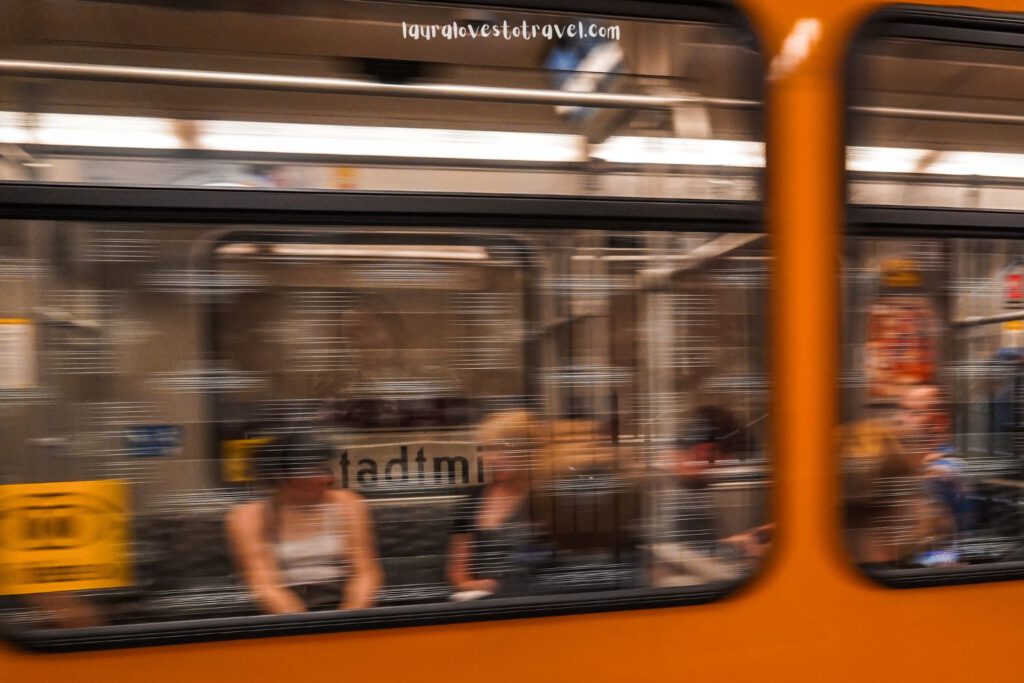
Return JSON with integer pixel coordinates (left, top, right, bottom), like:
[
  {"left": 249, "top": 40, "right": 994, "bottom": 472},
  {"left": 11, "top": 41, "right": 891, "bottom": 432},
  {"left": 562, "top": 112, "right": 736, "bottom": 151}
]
[
  {"left": 0, "top": 110, "right": 767, "bottom": 168},
  {"left": 41, "top": 113, "right": 180, "bottom": 149},
  {"left": 0, "top": 110, "right": 1021, "bottom": 179},
  {"left": 0, "top": 111, "right": 30, "bottom": 145},
  {"left": 592, "top": 137, "right": 765, "bottom": 167},
  {"left": 199, "top": 120, "right": 583, "bottom": 163},
  {"left": 270, "top": 244, "right": 488, "bottom": 260},
  {"left": 216, "top": 243, "right": 489, "bottom": 260},
  {"left": 0, "top": 110, "right": 583, "bottom": 163},
  {"left": 847, "top": 146, "right": 929, "bottom": 174},
  {"left": 849, "top": 146, "right": 1024, "bottom": 179},
  {"left": 926, "top": 151, "right": 1024, "bottom": 180},
  {"left": 0, "top": 111, "right": 180, "bottom": 149},
  {"left": 215, "top": 243, "right": 258, "bottom": 256}
]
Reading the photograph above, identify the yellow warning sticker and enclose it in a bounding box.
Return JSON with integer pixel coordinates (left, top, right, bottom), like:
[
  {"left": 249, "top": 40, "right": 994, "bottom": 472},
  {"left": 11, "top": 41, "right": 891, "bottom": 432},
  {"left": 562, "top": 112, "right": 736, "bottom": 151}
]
[
  {"left": 0, "top": 480, "right": 131, "bottom": 595},
  {"left": 221, "top": 438, "right": 271, "bottom": 483}
]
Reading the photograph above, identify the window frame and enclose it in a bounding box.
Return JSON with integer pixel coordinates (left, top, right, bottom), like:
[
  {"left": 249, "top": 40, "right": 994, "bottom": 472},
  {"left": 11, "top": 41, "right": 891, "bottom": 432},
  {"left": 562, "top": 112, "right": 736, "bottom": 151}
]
[
  {"left": 0, "top": 0, "right": 769, "bottom": 650},
  {"left": 843, "top": 5, "right": 1024, "bottom": 589},
  {"left": 0, "top": 189, "right": 766, "bottom": 652}
]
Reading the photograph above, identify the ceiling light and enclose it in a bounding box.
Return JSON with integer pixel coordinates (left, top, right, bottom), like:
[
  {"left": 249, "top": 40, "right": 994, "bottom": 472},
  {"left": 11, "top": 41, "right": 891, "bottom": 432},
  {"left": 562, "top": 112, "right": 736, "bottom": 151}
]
[
  {"left": 199, "top": 120, "right": 583, "bottom": 163},
  {"left": 592, "top": 137, "right": 764, "bottom": 167},
  {"left": 269, "top": 243, "right": 489, "bottom": 260},
  {"left": 848, "top": 146, "right": 1024, "bottom": 179},
  {"left": 847, "top": 146, "right": 929, "bottom": 174}
]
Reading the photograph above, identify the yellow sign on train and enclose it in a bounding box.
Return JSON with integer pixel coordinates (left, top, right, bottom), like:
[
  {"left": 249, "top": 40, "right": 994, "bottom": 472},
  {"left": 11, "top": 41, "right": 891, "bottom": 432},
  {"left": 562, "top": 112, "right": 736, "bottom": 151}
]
[
  {"left": 0, "top": 480, "right": 131, "bottom": 595},
  {"left": 221, "top": 438, "right": 272, "bottom": 483}
]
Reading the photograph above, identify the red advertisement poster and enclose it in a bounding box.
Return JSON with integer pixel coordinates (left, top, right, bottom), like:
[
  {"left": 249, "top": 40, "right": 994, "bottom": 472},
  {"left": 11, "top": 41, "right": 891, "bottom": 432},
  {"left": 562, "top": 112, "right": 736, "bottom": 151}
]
[{"left": 865, "top": 295, "right": 938, "bottom": 400}]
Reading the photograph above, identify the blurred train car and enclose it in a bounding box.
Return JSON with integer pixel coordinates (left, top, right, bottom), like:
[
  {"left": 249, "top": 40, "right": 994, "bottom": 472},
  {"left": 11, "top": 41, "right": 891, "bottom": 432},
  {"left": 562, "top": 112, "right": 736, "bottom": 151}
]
[{"left": 0, "top": 0, "right": 1022, "bottom": 681}]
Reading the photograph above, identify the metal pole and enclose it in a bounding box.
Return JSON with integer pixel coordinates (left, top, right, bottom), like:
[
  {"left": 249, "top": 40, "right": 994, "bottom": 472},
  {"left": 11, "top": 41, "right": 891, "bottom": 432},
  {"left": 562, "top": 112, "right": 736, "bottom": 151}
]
[
  {"left": 853, "top": 105, "right": 1024, "bottom": 126},
  {"left": 0, "top": 59, "right": 755, "bottom": 110},
  {"left": 636, "top": 233, "right": 765, "bottom": 291},
  {"left": 952, "top": 310, "right": 1024, "bottom": 329},
  {"left": 3, "top": 61, "right": 1020, "bottom": 124}
]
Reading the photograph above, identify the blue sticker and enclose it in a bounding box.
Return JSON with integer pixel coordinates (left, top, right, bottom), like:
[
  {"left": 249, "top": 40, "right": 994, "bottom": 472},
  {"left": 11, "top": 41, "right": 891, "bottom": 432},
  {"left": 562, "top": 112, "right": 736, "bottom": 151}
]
[{"left": 125, "top": 425, "right": 182, "bottom": 457}]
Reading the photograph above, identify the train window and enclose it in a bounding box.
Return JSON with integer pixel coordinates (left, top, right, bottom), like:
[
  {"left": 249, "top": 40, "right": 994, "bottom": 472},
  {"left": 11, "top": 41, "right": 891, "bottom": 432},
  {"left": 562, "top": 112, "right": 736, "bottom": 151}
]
[
  {"left": 844, "top": 9, "right": 1024, "bottom": 584},
  {"left": 0, "top": 0, "right": 770, "bottom": 651},
  {"left": 0, "top": 0, "right": 762, "bottom": 201},
  {"left": 0, "top": 0, "right": 769, "bottom": 650},
  {"left": 0, "top": 219, "right": 770, "bottom": 647}
]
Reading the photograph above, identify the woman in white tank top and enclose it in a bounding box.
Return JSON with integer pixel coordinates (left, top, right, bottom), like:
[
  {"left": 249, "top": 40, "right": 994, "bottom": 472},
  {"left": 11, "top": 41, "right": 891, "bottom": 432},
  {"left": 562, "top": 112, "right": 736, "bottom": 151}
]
[{"left": 227, "top": 436, "right": 381, "bottom": 614}]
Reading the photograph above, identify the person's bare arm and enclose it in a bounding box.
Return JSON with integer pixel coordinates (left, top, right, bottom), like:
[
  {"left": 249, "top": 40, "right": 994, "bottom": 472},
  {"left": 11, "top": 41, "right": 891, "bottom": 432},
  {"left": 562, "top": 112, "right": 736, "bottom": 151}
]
[
  {"left": 721, "top": 523, "right": 775, "bottom": 559},
  {"left": 337, "top": 493, "right": 381, "bottom": 610},
  {"left": 447, "top": 533, "right": 497, "bottom": 593},
  {"left": 226, "top": 504, "right": 307, "bottom": 615}
]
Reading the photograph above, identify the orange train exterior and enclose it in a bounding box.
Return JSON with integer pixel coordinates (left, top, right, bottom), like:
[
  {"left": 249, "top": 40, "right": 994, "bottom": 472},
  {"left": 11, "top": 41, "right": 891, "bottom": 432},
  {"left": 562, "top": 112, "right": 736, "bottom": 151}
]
[{"left": 4, "top": 0, "right": 1024, "bottom": 680}]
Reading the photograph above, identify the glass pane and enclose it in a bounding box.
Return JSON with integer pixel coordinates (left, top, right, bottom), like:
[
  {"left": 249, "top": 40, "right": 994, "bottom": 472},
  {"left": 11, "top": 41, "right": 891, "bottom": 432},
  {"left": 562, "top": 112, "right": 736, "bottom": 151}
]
[
  {"left": 844, "top": 15, "right": 1024, "bottom": 578},
  {"left": 848, "top": 31, "right": 1024, "bottom": 210},
  {"left": 0, "top": 220, "right": 771, "bottom": 639},
  {"left": 843, "top": 238, "right": 1024, "bottom": 570},
  {"left": 0, "top": 0, "right": 762, "bottom": 200}
]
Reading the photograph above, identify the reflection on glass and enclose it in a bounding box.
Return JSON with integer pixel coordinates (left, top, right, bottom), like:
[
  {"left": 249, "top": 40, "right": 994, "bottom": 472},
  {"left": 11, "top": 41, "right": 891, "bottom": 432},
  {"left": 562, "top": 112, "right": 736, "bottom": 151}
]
[
  {"left": 846, "top": 24, "right": 1024, "bottom": 574},
  {"left": 0, "top": 0, "right": 762, "bottom": 200},
  {"left": 844, "top": 240, "right": 1024, "bottom": 570},
  {"left": 848, "top": 36, "right": 1024, "bottom": 209},
  {"left": 0, "top": 222, "right": 770, "bottom": 633}
]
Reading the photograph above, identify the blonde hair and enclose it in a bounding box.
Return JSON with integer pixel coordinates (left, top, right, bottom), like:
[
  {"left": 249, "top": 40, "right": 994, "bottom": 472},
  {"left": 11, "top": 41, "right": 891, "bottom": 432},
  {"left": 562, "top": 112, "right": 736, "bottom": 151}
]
[
  {"left": 840, "top": 418, "right": 948, "bottom": 562},
  {"left": 476, "top": 413, "right": 642, "bottom": 551},
  {"left": 477, "top": 410, "right": 541, "bottom": 451},
  {"left": 476, "top": 412, "right": 638, "bottom": 482},
  {"left": 539, "top": 420, "right": 622, "bottom": 476},
  {"left": 840, "top": 418, "right": 915, "bottom": 501}
]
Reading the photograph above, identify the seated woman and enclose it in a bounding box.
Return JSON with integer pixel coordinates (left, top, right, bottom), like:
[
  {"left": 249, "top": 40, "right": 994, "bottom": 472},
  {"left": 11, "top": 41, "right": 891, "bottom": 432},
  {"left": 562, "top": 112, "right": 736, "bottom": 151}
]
[
  {"left": 226, "top": 435, "right": 381, "bottom": 613},
  {"left": 447, "top": 410, "right": 550, "bottom": 599}
]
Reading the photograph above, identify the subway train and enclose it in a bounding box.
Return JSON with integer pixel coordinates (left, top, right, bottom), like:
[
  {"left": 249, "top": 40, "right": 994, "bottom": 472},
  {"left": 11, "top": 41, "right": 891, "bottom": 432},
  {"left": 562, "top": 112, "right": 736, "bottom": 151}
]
[{"left": 1, "top": 0, "right": 1023, "bottom": 680}]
